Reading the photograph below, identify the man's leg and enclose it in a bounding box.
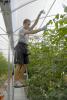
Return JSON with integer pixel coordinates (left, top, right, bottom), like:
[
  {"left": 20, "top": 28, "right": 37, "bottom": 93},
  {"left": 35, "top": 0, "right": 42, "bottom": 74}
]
[
  {"left": 23, "top": 64, "right": 27, "bottom": 73},
  {"left": 14, "top": 64, "right": 24, "bottom": 81},
  {"left": 14, "top": 64, "right": 20, "bottom": 81},
  {"left": 18, "top": 64, "right": 27, "bottom": 81},
  {"left": 19, "top": 64, "right": 24, "bottom": 82}
]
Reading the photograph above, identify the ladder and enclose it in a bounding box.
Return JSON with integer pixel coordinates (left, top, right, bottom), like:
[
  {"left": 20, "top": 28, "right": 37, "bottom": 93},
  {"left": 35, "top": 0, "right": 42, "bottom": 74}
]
[{"left": 4, "top": 46, "right": 29, "bottom": 100}]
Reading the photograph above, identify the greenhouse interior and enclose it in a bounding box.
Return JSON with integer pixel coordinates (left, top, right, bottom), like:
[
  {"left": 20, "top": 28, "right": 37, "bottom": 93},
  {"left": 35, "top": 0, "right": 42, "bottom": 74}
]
[{"left": 0, "top": 0, "right": 67, "bottom": 100}]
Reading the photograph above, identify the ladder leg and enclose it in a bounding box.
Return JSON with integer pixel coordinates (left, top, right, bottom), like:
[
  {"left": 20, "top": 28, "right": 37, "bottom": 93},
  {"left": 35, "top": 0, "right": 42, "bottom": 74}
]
[
  {"left": 12, "top": 49, "right": 15, "bottom": 100},
  {"left": 7, "top": 41, "right": 11, "bottom": 100}
]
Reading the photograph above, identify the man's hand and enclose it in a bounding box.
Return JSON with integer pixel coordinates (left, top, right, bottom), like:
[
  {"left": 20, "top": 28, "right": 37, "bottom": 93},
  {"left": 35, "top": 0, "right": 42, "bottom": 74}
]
[
  {"left": 39, "top": 10, "right": 45, "bottom": 15},
  {"left": 30, "top": 10, "right": 45, "bottom": 30}
]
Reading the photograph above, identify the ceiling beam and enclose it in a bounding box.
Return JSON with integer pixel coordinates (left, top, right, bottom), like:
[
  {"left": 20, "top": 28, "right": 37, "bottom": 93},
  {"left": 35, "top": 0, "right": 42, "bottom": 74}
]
[{"left": 0, "top": 0, "right": 14, "bottom": 51}]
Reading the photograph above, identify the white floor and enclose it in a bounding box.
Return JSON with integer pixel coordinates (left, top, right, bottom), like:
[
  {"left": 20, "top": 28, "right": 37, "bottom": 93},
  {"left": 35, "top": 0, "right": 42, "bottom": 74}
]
[{"left": 4, "top": 81, "right": 28, "bottom": 100}]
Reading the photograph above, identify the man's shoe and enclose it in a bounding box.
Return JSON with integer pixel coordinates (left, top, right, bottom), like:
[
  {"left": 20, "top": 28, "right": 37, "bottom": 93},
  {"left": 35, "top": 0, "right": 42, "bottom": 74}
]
[{"left": 14, "top": 81, "right": 27, "bottom": 88}]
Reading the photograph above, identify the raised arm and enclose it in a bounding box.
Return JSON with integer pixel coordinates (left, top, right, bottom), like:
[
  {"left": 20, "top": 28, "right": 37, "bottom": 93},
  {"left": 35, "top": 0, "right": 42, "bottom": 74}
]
[
  {"left": 24, "top": 20, "right": 51, "bottom": 34},
  {"left": 30, "top": 10, "right": 45, "bottom": 30},
  {"left": 30, "top": 20, "right": 52, "bottom": 34},
  {"left": 24, "top": 25, "right": 47, "bottom": 34},
  {"left": 30, "top": 25, "right": 47, "bottom": 34}
]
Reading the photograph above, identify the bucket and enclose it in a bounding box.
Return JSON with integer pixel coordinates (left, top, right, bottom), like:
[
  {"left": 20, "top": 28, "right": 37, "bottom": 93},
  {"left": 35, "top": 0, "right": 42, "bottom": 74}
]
[{"left": 0, "top": 95, "right": 4, "bottom": 100}]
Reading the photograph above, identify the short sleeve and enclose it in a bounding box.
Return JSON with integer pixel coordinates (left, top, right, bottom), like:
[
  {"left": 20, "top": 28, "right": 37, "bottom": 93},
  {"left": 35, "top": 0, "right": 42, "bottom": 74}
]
[
  {"left": 19, "top": 28, "right": 30, "bottom": 35},
  {"left": 19, "top": 28, "right": 25, "bottom": 35}
]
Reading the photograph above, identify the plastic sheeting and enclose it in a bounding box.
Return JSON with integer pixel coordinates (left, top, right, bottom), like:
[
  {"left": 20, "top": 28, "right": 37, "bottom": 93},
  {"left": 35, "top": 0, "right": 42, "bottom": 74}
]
[
  {"left": 0, "top": 0, "right": 66, "bottom": 60},
  {"left": 11, "top": 0, "right": 64, "bottom": 32},
  {"left": 10, "top": 0, "right": 65, "bottom": 46}
]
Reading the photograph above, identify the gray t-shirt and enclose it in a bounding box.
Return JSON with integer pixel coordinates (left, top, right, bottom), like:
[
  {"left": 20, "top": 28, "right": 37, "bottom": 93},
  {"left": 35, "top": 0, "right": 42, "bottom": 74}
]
[{"left": 18, "top": 28, "right": 29, "bottom": 44}]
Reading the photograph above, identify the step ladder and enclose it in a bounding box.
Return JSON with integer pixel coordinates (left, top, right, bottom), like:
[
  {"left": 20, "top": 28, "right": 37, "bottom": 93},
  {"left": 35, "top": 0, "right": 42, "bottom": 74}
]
[{"left": 4, "top": 46, "right": 29, "bottom": 100}]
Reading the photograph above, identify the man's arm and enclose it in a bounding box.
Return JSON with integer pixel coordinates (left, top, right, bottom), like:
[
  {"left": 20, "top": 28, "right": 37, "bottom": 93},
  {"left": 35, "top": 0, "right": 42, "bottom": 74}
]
[
  {"left": 30, "top": 10, "right": 45, "bottom": 30},
  {"left": 24, "top": 25, "right": 47, "bottom": 34},
  {"left": 30, "top": 20, "right": 52, "bottom": 34},
  {"left": 24, "top": 20, "right": 51, "bottom": 34},
  {"left": 30, "top": 25, "right": 47, "bottom": 34}
]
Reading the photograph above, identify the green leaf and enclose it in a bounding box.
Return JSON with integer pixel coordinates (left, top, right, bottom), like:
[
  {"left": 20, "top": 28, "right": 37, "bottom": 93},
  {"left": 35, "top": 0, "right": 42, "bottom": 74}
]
[{"left": 55, "top": 14, "right": 59, "bottom": 19}]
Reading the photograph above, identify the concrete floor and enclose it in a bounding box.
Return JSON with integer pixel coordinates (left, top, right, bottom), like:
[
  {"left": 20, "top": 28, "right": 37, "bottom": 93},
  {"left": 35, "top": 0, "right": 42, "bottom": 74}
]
[{"left": 4, "top": 81, "right": 28, "bottom": 100}]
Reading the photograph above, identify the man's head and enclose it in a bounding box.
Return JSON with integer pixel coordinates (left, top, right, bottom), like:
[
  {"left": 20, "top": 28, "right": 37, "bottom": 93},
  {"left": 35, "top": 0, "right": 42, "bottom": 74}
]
[{"left": 23, "top": 19, "right": 31, "bottom": 29}]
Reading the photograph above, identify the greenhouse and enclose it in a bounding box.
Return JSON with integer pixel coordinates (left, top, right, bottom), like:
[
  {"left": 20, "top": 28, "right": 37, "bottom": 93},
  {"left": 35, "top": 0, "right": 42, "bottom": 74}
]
[{"left": 0, "top": 0, "right": 67, "bottom": 100}]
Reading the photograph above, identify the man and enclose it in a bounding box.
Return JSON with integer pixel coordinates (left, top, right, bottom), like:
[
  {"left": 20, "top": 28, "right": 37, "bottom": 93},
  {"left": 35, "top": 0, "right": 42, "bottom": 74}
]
[{"left": 14, "top": 10, "right": 48, "bottom": 87}]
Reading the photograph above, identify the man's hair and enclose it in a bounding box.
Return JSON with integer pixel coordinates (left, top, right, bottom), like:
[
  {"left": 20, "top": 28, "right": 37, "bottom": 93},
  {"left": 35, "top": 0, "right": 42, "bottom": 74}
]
[{"left": 23, "top": 19, "right": 31, "bottom": 24}]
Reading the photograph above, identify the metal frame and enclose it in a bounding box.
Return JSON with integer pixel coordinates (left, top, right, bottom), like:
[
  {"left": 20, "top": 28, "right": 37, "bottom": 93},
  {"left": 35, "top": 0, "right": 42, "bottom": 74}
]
[{"left": 0, "top": 0, "right": 10, "bottom": 5}]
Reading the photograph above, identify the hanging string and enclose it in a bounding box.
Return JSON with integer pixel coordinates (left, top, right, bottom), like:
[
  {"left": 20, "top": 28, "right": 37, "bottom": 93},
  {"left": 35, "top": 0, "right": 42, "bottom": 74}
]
[{"left": 39, "top": 0, "right": 56, "bottom": 27}]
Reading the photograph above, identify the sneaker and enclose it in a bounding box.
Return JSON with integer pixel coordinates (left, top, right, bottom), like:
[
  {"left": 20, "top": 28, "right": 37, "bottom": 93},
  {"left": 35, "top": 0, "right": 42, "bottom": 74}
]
[
  {"left": 14, "top": 81, "right": 23, "bottom": 87},
  {"left": 14, "top": 81, "right": 26, "bottom": 87}
]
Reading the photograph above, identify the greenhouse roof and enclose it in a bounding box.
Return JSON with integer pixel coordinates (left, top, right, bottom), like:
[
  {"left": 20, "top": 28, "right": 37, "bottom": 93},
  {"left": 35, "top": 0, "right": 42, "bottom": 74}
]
[{"left": 0, "top": 0, "right": 66, "bottom": 60}]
